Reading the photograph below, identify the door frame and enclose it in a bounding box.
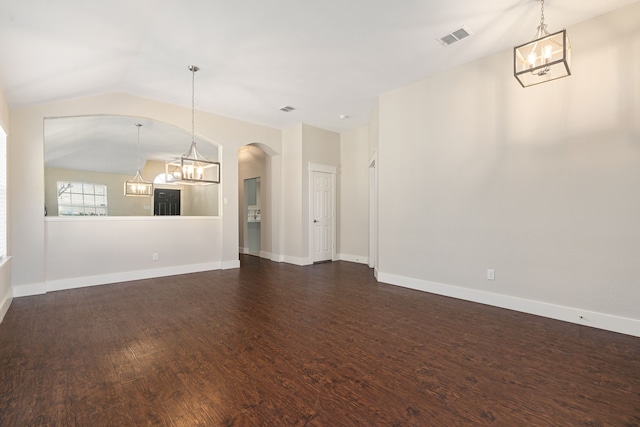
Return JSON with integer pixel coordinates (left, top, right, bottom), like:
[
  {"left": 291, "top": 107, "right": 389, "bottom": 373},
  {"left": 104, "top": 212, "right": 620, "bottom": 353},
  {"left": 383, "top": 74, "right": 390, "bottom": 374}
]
[
  {"left": 368, "top": 153, "right": 377, "bottom": 269},
  {"left": 243, "top": 176, "right": 261, "bottom": 256},
  {"left": 153, "top": 187, "right": 181, "bottom": 216},
  {"left": 308, "top": 162, "right": 337, "bottom": 263}
]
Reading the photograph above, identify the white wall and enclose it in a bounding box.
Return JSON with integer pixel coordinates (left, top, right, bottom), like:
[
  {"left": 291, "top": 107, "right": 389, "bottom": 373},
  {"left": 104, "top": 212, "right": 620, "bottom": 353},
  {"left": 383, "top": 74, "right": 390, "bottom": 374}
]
[
  {"left": 376, "top": 3, "right": 640, "bottom": 336},
  {"left": 338, "top": 127, "right": 370, "bottom": 263},
  {"left": 10, "top": 93, "right": 281, "bottom": 296}
]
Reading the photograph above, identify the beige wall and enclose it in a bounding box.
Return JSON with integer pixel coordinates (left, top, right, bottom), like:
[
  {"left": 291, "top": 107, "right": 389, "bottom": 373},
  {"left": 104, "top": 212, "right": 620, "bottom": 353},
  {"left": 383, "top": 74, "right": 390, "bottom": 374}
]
[
  {"left": 45, "top": 168, "right": 151, "bottom": 217},
  {"left": 338, "top": 127, "right": 369, "bottom": 262},
  {"left": 281, "top": 125, "right": 304, "bottom": 261},
  {"left": 369, "top": 103, "right": 380, "bottom": 270},
  {"left": 0, "top": 86, "right": 10, "bottom": 322},
  {"left": 0, "top": 88, "right": 9, "bottom": 130},
  {"left": 238, "top": 145, "right": 268, "bottom": 256},
  {"left": 376, "top": 3, "right": 640, "bottom": 333},
  {"left": 279, "top": 123, "right": 341, "bottom": 264},
  {"left": 301, "top": 124, "right": 340, "bottom": 260},
  {"left": 45, "top": 163, "right": 219, "bottom": 217},
  {"left": 10, "top": 92, "right": 281, "bottom": 293},
  {"left": 369, "top": 103, "right": 379, "bottom": 159}
]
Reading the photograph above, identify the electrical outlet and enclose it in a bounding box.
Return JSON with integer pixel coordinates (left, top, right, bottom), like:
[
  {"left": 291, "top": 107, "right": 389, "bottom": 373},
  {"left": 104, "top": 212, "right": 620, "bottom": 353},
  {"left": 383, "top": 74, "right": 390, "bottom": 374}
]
[
  {"left": 153, "top": 253, "right": 159, "bottom": 261},
  {"left": 487, "top": 269, "right": 495, "bottom": 280}
]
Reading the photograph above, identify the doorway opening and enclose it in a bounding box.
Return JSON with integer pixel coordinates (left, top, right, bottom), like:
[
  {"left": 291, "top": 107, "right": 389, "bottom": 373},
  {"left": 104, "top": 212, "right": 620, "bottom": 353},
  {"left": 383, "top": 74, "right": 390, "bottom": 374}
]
[
  {"left": 154, "top": 188, "right": 180, "bottom": 215},
  {"left": 238, "top": 144, "right": 277, "bottom": 260},
  {"left": 244, "top": 177, "right": 261, "bottom": 256}
]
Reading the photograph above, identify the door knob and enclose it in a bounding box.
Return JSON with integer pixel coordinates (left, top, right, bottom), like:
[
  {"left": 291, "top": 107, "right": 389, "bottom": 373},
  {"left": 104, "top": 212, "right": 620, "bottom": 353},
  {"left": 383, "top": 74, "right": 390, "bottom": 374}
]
[{"left": 313, "top": 219, "right": 318, "bottom": 223}]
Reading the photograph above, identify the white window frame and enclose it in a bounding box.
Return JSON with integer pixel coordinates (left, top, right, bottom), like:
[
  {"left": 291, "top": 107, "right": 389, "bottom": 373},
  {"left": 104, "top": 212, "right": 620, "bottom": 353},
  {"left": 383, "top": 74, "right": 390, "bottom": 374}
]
[{"left": 57, "top": 181, "right": 108, "bottom": 216}]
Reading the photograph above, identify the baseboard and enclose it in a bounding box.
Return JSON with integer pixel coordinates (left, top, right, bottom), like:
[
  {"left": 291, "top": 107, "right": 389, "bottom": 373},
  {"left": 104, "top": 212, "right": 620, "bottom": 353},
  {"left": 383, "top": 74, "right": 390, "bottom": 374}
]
[
  {"left": 44, "top": 262, "right": 222, "bottom": 294},
  {"left": 0, "top": 257, "right": 12, "bottom": 322},
  {"left": 260, "top": 251, "right": 272, "bottom": 260},
  {"left": 281, "top": 255, "right": 313, "bottom": 266},
  {"left": 221, "top": 260, "right": 240, "bottom": 270},
  {"left": 0, "top": 289, "right": 12, "bottom": 323},
  {"left": 13, "top": 282, "right": 47, "bottom": 297},
  {"left": 338, "top": 253, "right": 369, "bottom": 264},
  {"left": 377, "top": 271, "right": 640, "bottom": 338},
  {"left": 270, "top": 253, "right": 285, "bottom": 263},
  {"left": 239, "top": 247, "right": 248, "bottom": 254}
]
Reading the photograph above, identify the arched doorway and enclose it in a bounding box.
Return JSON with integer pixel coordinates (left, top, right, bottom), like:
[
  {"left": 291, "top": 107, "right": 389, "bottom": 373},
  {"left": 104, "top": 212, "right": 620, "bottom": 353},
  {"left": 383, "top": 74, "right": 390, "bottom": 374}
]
[{"left": 238, "top": 143, "right": 277, "bottom": 259}]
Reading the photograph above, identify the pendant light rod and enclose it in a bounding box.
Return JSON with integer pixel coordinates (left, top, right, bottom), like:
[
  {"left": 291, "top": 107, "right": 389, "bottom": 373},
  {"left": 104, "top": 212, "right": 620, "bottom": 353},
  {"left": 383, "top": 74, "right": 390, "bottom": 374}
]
[
  {"left": 189, "top": 65, "right": 199, "bottom": 146},
  {"left": 164, "top": 65, "right": 221, "bottom": 184},
  {"left": 135, "top": 123, "right": 142, "bottom": 172},
  {"left": 534, "top": 0, "right": 547, "bottom": 38},
  {"left": 125, "top": 123, "right": 153, "bottom": 196}
]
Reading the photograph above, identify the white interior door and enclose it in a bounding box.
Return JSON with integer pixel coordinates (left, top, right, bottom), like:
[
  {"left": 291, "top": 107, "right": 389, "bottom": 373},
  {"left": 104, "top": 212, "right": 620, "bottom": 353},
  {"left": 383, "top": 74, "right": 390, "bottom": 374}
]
[{"left": 312, "top": 170, "right": 334, "bottom": 262}]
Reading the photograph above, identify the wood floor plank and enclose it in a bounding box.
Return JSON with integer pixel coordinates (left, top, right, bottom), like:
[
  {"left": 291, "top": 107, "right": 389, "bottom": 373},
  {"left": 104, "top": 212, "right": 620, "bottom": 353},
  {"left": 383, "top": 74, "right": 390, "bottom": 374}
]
[{"left": 0, "top": 255, "right": 639, "bottom": 426}]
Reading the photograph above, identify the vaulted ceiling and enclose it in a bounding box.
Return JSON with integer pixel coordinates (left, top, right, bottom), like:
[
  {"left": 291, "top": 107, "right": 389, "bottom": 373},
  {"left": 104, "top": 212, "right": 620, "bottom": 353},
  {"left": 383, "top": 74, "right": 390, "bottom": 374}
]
[{"left": 1, "top": 0, "right": 638, "bottom": 133}]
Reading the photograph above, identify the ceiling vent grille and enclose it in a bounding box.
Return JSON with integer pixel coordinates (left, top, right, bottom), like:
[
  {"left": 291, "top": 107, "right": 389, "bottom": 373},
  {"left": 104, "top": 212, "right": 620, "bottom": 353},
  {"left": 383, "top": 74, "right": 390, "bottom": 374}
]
[
  {"left": 437, "top": 26, "right": 472, "bottom": 46},
  {"left": 279, "top": 105, "right": 295, "bottom": 112}
]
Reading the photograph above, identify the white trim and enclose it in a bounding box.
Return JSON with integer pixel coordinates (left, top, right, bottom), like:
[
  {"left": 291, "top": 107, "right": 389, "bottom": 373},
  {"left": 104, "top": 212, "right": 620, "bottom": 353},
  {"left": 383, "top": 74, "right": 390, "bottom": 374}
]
[
  {"left": 44, "top": 262, "right": 221, "bottom": 294},
  {"left": 44, "top": 215, "right": 222, "bottom": 222},
  {"left": 308, "top": 163, "right": 337, "bottom": 263},
  {"left": 221, "top": 260, "right": 240, "bottom": 270},
  {"left": 0, "top": 293, "right": 11, "bottom": 323},
  {"left": 377, "top": 271, "right": 640, "bottom": 338},
  {"left": 259, "top": 251, "right": 272, "bottom": 260},
  {"left": 338, "top": 253, "right": 369, "bottom": 264},
  {"left": 13, "top": 282, "right": 47, "bottom": 297},
  {"left": 368, "top": 155, "right": 377, "bottom": 269},
  {"left": 308, "top": 162, "right": 337, "bottom": 174},
  {"left": 368, "top": 150, "right": 377, "bottom": 167},
  {"left": 0, "top": 256, "right": 11, "bottom": 322},
  {"left": 270, "top": 253, "right": 285, "bottom": 263},
  {"left": 282, "top": 255, "right": 313, "bottom": 266}
]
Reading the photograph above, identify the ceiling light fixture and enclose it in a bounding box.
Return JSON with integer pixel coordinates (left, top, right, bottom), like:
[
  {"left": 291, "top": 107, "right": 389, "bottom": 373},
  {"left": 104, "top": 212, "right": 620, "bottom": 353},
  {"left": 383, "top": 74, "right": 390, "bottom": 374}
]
[
  {"left": 166, "top": 65, "right": 220, "bottom": 184},
  {"left": 514, "top": 0, "right": 571, "bottom": 87},
  {"left": 124, "top": 123, "right": 153, "bottom": 197}
]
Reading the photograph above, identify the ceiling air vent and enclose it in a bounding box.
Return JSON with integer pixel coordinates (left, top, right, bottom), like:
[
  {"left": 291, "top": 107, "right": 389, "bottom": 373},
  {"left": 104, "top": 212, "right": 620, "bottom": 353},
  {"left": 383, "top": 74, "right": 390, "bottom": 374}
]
[
  {"left": 437, "top": 26, "right": 472, "bottom": 46},
  {"left": 280, "top": 105, "right": 295, "bottom": 112}
]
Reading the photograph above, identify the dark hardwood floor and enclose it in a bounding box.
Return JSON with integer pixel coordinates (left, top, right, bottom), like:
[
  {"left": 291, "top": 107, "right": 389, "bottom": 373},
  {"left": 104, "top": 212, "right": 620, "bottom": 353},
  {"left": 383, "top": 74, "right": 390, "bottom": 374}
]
[{"left": 1, "top": 255, "right": 639, "bottom": 426}]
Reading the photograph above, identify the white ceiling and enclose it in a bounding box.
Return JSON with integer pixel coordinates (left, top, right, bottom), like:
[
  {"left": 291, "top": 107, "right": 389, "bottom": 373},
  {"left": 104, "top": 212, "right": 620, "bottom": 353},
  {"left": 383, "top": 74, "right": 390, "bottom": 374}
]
[{"left": 0, "top": 0, "right": 638, "bottom": 133}]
